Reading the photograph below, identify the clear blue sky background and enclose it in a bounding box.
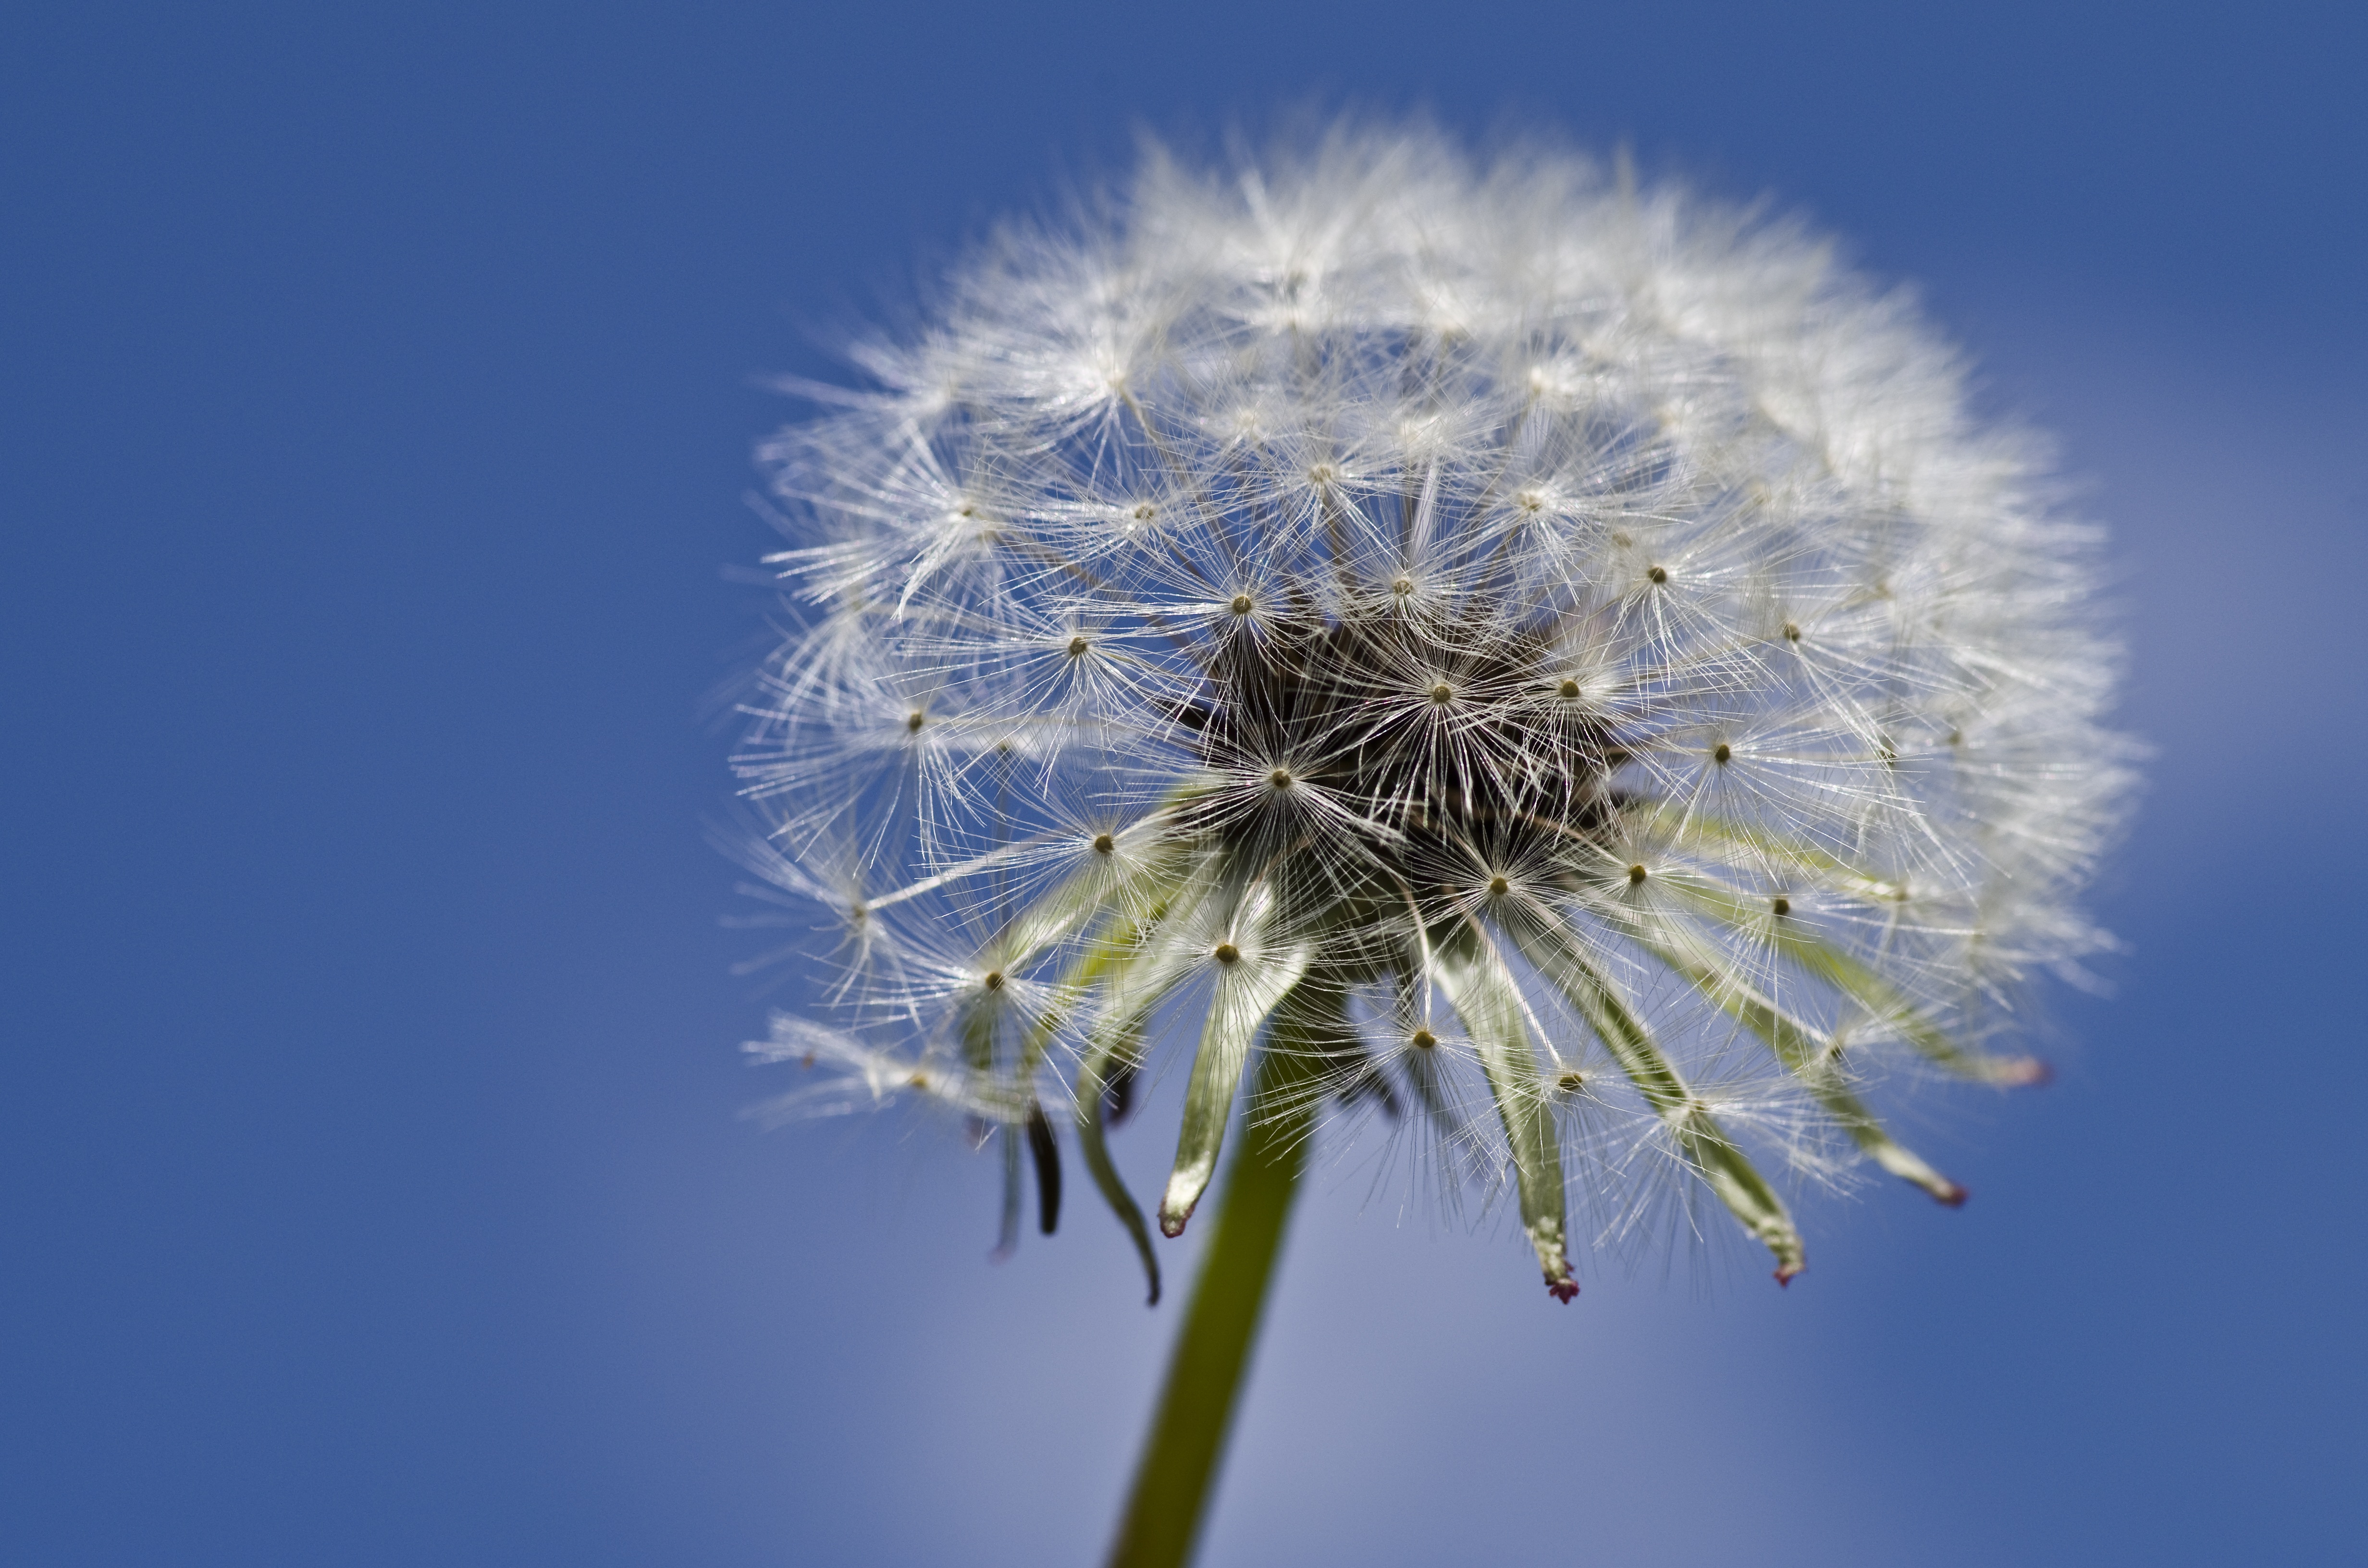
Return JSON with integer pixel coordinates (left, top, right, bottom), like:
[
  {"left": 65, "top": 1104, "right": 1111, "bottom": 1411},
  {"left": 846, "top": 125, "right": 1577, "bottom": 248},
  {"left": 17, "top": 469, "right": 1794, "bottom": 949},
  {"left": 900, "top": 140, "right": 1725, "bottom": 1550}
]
[{"left": 5, "top": 4, "right": 2363, "bottom": 1564}]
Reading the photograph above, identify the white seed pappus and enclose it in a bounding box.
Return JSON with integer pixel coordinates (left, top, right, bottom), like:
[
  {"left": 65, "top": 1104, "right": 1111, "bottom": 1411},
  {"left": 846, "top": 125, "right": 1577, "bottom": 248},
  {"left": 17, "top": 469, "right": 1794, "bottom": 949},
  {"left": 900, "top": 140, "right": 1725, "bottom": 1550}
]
[{"left": 726, "top": 124, "right": 2134, "bottom": 1301}]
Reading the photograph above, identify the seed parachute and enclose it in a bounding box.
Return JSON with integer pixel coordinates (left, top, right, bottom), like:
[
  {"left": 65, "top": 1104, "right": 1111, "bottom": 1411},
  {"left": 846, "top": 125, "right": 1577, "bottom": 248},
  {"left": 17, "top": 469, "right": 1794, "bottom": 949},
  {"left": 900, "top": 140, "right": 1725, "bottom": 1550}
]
[{"left": 726, "top": 124, "right": 2134, "bottom": 1301}]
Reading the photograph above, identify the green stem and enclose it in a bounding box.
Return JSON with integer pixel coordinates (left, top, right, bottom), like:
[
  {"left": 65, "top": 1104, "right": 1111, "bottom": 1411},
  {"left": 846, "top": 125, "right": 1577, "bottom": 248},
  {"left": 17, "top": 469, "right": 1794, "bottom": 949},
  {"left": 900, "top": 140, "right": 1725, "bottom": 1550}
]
[{"left": 1105, "top": 982, "right": 1332, "bottom": 1568}]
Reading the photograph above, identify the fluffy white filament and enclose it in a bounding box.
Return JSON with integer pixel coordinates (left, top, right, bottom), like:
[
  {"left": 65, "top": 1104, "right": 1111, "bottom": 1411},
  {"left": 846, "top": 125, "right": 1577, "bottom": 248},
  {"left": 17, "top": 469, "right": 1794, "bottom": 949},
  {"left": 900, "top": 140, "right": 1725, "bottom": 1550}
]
[{"left": 728, "top": 125, "right": 2133, "bottom": 1295}]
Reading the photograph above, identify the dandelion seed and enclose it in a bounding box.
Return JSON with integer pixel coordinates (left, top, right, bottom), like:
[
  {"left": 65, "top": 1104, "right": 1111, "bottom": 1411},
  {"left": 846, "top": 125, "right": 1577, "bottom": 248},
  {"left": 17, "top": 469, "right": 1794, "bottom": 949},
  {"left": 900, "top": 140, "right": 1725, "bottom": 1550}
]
[{"left": 730, "top": 123, "right": 2134, "bottom": 1333}]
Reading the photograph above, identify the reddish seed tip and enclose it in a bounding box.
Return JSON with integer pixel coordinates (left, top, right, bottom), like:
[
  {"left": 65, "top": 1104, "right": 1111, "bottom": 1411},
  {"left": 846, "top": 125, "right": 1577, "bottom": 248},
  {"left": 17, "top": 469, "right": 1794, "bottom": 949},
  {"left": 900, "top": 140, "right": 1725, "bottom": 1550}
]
[
  {"left": 1999, "top": 1057, "right": 2055, "bottom": 1088},
  {"left": 1547, "top": 1278, "right": 1580, "bottom": 1304},
  {"left": 1936, "top": 1183, "right": 1970, "bottom": 1208},
  {"left": 1774, "top": 1263, "right": 1804, "bottom": 1287},
  {"left": 1158, "top": 1212, "right": 1189, "bottom": 1239}
]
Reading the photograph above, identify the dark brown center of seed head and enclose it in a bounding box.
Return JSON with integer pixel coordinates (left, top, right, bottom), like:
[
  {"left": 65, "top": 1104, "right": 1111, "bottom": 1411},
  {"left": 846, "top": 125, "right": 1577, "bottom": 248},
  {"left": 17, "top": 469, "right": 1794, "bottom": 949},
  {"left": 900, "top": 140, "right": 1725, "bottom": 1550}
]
[
  {"left": 906, "top": 711, "right": 925, "bottom": 733},
  {"left": 1212, "top": 943, "right": 1241, "bottom": 965},
  {"left": 1487, "top": 875, "right": 1510, "bottom": 896},
  {"left": 1092, "top": 833, "right": 1115, "bottom": 855},
  {"left": 1647, "top": 564, "right": 1668, "bottom": 584},
  {"left": 1783, "top": 622, "right": 1801, "bottom": 642},
  {"left": 982, "top": 970, "right": 1004, "bottom": 990},
  {"left": 1557, "top": 1070, "right": 1585, "bottom": 1090},
  {"left": 1770, "top": 895, "right": 1791, "bottom": 917},
  {"left": 1177, "top": 609, "right": 1623, "bottom": 918},
  {"left": 1558, "top": 678, "right": 1581, "bottom": 699},
  {"left": 1068, "top": 636, "right": 1088, "bottom": 656},
  {"left": 1713, "top": 742, "right": 1731, "bottom": 764},
  {"left": 1231, "top": 594, "right": 1254, "bottom": 615},
  {"left": 1628, "top": 863, "right": 1648, "bottom": 884},
  {"left": 1410, "top": 1029, "right": 1438, "bottom": 1050}
]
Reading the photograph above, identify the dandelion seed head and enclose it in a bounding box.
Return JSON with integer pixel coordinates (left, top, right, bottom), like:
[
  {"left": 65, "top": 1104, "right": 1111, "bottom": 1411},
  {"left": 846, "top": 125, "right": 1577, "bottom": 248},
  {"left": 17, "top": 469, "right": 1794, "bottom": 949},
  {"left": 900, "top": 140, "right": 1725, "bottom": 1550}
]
[{"left": 730, "top": 122, "right": 2134, "bottom": 1300}]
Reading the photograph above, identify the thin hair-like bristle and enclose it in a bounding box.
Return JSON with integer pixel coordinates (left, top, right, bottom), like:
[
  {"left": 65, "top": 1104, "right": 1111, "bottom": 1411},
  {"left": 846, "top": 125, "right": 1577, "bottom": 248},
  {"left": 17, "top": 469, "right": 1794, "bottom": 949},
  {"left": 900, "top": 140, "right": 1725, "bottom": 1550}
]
[{"left": 729, "top": 120, "right": 2134, "bottom": 1296}]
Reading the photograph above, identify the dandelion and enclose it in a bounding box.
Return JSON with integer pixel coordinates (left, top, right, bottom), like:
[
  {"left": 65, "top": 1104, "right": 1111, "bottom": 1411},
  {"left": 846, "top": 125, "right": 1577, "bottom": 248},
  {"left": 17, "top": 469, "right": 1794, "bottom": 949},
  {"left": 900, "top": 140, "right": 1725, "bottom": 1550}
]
[{"left": 727, "top": 122, "right": 2132, "bottom": 1567}]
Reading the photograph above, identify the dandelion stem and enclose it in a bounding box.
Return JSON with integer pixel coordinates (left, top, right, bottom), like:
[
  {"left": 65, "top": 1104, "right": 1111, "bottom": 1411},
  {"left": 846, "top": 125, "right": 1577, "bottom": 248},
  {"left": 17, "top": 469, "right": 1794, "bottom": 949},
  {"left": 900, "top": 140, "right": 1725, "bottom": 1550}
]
[{"left": 1106, "top": 981, "right": 1332, "bottom": 1568}]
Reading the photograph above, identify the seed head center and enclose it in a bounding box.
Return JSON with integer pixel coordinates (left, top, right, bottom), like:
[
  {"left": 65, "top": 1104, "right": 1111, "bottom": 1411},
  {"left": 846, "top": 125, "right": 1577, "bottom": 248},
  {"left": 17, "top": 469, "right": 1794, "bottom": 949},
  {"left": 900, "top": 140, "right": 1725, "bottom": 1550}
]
[{"left": 1184, "top": 608, "right": 1622, "bottom": 914}]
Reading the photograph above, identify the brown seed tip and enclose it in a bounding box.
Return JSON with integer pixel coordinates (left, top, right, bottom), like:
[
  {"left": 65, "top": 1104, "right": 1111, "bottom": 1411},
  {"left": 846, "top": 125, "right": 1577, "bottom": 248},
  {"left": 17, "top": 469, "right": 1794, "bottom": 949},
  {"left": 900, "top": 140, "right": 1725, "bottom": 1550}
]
[
  {"left": 1091, "top": 832, "right": 1115, "bottom": 855},
  {"left": 1269, "top": 767, "right": 1293, "bottom": 789},
  {"left": 1556, "top": 1070, "right": 1585, "bottom": 1091},
  {"left": 1430, "top": 682, "right": 1454, "bottom": 704},
  {"left": 982, "top": 970, "right": 1004, "bottom": 991},
  {"left": 1410, "top": 1029, "right": 1438, "bottom": 1050},
  {"left": 1230, "top": 593, "right": 1254, "bottom": 615},
  {"left": 1935, "top": 1183, "right": 1970, "bottom": 1208},
  {"left": 1487, "top": 875, "right": 1510, "bottom": 896},
  {"left": 1647, "top": 564, "right": 1668, "bottom": 584},
  {"left": 1770, "top": 895, "right": 1790, "bottom": 917},
  {"left": 1713, "top": 742, "right": 1732, "bottom": 764},
  {"left": 1067, "top": 635, "right": 1088, "bottom": 656},
  {"left": 1558, "top": 678, "right": 1581, "bottom": 699},
  {"left": 1628, "top": 863, "right": 1648, "bottom": 885},
  {"left": 1547, "top": 1276, "right": 1580, "bottom": 1304},
  {"left": 1212, "top": 943, "right": 1241, "bottom": 966},
  {"left": 1774, "top": 1262, "right": 1804, "bottom": 1287},
  {"left": 905, "top": 711, "right": 925, "bottom": 733},
  {"left": 1783, "top": 621, "right": 1802, "bottom": 642}
]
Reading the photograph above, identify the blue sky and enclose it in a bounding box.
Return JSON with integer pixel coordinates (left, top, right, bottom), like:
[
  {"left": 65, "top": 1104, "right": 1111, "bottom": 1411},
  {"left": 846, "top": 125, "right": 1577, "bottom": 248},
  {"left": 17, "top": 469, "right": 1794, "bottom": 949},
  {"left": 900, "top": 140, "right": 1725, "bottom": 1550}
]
[{"left": 4, "top": 3, "right": 2363, "bottom": 1564}]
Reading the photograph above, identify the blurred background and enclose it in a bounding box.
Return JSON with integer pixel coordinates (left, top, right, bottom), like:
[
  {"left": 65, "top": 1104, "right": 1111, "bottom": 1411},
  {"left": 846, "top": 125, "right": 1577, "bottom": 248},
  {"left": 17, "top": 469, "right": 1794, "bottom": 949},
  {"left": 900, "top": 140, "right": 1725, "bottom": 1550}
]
[{"left": 4, "top": 3, "right": 2362, "bottom": 1563}]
